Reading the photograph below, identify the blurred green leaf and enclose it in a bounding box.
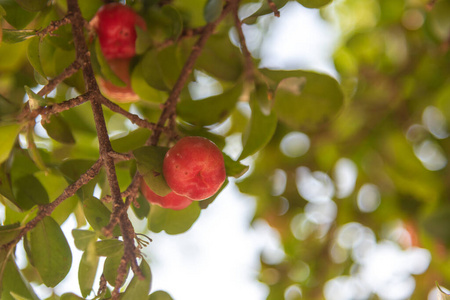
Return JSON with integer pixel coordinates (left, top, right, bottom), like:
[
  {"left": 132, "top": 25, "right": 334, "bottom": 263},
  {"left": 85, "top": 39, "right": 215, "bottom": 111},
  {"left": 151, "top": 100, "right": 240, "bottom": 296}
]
[
  {"left": 2, "top": 29, "right": 36, "bottom": 44},
  {"left": 41, "top": 114, "right": 76, "bottom": 144},
  {"left": 149, "top": 290, "right": 174, "bottom": 300},
  {"left": 243, "top": 0, "right": 289, "bottom": 24},
  {"left": 0, "top": 223, "right": 22, "bottom": 246},
  {"left": 111, "top": 128, "right": 151, "bottom": 153},
  {"left": 130, "top": 61, "right": 167, "bottom": 103},
  {"left": 204, "top": 0, "right": 223, "bottom": 23},
  {"left": 0, "top": 257, "right": 39, "bottom": 300},
  {"left": 296, "top": 0, "right": 332, "bottom": 9},
  {"left": 177, "top": 83, "right": 243, "bottom": 126},
  {"left": 223, "top": 153, "right": 248, "bottom": 178},
  {"left": 72, "top": 229, "right": 97, "bottom": 251},
  {"left": 121, "top": 259, "right": 152, "bottom": 300},
  {"left": 103, "top": 252, "right": 128, "bottom": 286},
  {"left": 0, "top": 123, "right": 21, "bottom": 164},
  {"left": 239, "top": 91, "right": 277, "bottom": 160},
  {"left": 94, "top": 39, "right": 126, "bottom": 87},
  {"left": 24, "top": 86, "right": 46, "bottom": 110},
  {"left": 148, "top": 202, "right": 201, "bottom": 234},
  {"left": 59, "top": 159, "right": 98, "bottom": 201},
  {"left": 161, "top": 5, "right": 183, "bottom": 40},
  {"left": 132, "top": 193, "right": 151, "bottom": 220},
  {"left": 78, "top": 243, "right": 99, "bottom": 298},
  {"left": 2, "top": 0, "right": 37, "bottom": 29},
  {"left": 15, "top": 0, "right": 49, "bottom": 12},
  {"left": 133, "top": 146, "right": 171, "bottom": 197},
  {"left": 60, "top": 293, "right": 85, "bottom": 300},
  {"left": 82, "top": 197, "right": 121, "bottom": 236},
  {"left": 30, "top": 216, "right": 72, "bottom": 287},
  {"left": 95, "top": 239, "right": 123, "bottom": 257},
  {"left": 13, "top": 174, "right": 49, "bottom": 210}
]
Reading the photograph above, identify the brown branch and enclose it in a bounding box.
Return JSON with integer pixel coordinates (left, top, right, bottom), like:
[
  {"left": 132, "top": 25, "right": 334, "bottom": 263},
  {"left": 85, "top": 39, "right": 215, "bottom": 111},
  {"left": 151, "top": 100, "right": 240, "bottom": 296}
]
[
  {"left": 36, "top": 13, "right": 73, "bottom": 38},
  {"left": 267, "top": 0, "right": 281, "bottom": 17},
  {"left": 148, "top": 1, "right": 234, "bottom": 146},
  {"left": 67, "top": 1, "right": 142, "bottom": 298},
  {"left": 231, "top": 1, "right": 254, "bottom": 82},
  {"left": 2, "top": 159, "right": 103, "bottom": 252}
]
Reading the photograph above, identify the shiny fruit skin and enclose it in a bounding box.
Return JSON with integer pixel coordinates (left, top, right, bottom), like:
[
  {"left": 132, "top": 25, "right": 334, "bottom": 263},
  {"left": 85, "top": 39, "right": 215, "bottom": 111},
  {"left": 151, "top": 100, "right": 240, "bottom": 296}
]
[
  {"left": 163, "top": 136, "right": 226, "bottom": 201},
  {"left": 92, "top": 3, "right": 146, "bottom": 59},
  {"left": 141, "top": 181, "right": 192, "bottom": 210}
]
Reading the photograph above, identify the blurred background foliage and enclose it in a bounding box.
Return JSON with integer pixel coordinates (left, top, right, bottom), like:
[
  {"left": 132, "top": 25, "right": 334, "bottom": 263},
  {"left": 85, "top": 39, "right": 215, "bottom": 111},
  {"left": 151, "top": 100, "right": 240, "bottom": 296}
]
[{"left": 0, "top": 0, "right": 450, "bottom": 299}]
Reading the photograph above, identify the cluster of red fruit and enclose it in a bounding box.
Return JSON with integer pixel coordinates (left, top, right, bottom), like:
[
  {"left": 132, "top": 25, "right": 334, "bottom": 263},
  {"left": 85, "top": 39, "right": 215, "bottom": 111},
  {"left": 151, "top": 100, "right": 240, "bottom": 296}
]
[
  {"left": 92, "top": 4, "right": 227, "bottom": 210},
  {"left": 141, "top": 136, "right": 227, "bottom": 210},
  {"left": 91, "top": 3, "right": 146, "bottom": 102}
]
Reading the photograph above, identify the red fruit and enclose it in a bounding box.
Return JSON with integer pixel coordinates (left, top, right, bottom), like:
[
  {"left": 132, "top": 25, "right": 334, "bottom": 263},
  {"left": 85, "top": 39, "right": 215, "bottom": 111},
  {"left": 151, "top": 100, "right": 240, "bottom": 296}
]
[
  {"left": 91, "top": 3, "right": 146, "bottom": 59},
  {"left": 163, "top": 136, "right": 226, "bottom": 201},
  {"left": 98, "top": 58, "right": 139, "bottom": 102},
  {"left": 141, "top": 180, "right": 192, "bottom": 210}
]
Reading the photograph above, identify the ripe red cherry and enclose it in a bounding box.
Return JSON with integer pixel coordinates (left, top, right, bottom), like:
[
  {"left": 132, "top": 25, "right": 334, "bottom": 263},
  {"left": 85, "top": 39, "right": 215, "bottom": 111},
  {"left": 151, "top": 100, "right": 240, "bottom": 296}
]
[
  {"left": 91, "top": 3, "right": 146, "bottom": 59},
  {"left": 163, "top": 136, "right": 226, "bottom": 201},
  {"left": 98, "top": 58, "right": 139, "bottom": 102},
  {"left": 141, "top": 180, "right": 192, "bottom": 210}
]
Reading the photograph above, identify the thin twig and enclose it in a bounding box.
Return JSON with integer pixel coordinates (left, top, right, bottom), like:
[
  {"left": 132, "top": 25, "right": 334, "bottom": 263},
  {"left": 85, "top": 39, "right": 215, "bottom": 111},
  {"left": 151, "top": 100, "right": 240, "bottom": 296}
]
[
  {"left": 267, "top": 0, "right": 281, "bottom": 17},
  {"left": 36, "top": 13, "right": 73, "bottom": 38},
  {"left": 232, "top": 1, "right": 254, "bottom": 82}
]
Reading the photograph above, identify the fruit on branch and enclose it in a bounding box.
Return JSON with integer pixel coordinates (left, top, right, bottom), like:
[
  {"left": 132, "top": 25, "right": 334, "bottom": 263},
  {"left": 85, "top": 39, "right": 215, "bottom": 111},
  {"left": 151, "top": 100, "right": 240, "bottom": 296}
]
[
  {"left": 163, "top": 136, "right": 226, "bottom": 201},
  {"left": 141, "top": 180, "right": 192, "bottom": 210},
  {"left": 91, "top": 3, "right": 146, "bottom": 59},
  {"left": 97, "top": 58, "right": 139, "bottom": 102}
]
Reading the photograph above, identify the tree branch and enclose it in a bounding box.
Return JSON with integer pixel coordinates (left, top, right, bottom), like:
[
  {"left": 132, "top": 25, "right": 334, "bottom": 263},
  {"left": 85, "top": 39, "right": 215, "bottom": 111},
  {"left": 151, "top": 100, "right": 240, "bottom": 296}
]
[
  {"left": 267, "top": 0, "right": 281, "bottom": 17},
  {"left": 232, "top": 1, "right": 255, "bottom": 82}
]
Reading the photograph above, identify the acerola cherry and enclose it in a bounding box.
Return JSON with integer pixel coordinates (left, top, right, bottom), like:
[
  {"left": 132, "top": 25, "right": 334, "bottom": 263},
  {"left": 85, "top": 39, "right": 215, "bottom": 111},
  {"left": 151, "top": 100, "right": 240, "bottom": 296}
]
[
  {"left": 98, "top": 58, "right": 139, "bottom": 102},
  {"left": 163, "top": 136, "right": 226, "bottom": 201},
  {"left": 141, "top": 180, "right": 192, "bottom": 210},
  {"left": 91, "top": 3, "right": 146, "bottom": 59}
]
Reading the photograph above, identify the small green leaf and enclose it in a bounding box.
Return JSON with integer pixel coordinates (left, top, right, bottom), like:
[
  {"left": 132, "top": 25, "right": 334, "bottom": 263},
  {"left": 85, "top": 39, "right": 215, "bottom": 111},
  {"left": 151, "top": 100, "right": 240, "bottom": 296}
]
[
  {"left": 133, "top": 146, "right": 171, "bottom": 197},
  {"left": 72, "top": 229, "right": 97, "bottom": 251},
  {"left": 135, "top": 25, "right": 152, "bottom": 55},
  {"left": 82, "top": 197, "right": 121, "bottom": 236},
  {"left": 60, "top": 293, "right": 85, "bottom": 300},
  {"left": 223, "top": 153, "right": 248, "bottom": 178},
  {"left": 30, "top": 216, "right": 72, "bottom": 287},
  {"left": 148, "top": 202, "right": 201, "bottom": 235},
  {"left": 103, "top": 252, "right": 128, "bottom": 286},
  {"left": 161, "top": 5, "right": 183, "bottom": 39},
  {"left": 78, "top": 243, "right": 99, "bottom": 298},
  {"left": 130, "top": 61, "right": 167, "bottom": 103},
  {"left": 0, "top": 223, "right": 22, "bottom": 246},
  {"left": 27, "top": 36, "right": 47, "bottom": 80},
  {"left": 1, "top": 29, "right": 35, "bottom": 43},
  {"left": 296, "top": 0, "right": 332, "bottom": 9},
  {"left": 41, "top": 114, "right": 76, "bottom": 144},
  {"left": 13, "top": 174, "right": 50, "bottom": 210},
  {"left": 177, "top": 83, "right": 243, "bottom": 126},
  {"left": 204, "top": 0, "right": 223, "bottom": 23},
  {"left": 111, "top": 128, "right": 152, "bottom": 153},
  {"left": 0, "top": 160, "right": 15, "bottom": 205},
  {"left": 149, "top": 290, "right": 174, "bottom": 300},
  {"left": 239, "top": 92, "right": 278, "bottom": 160},
  {"left": 94, "top": 38, "right": 126, "bottom": 87},
  {"left": 243, "top": 0, "right": 289, "bottom": 24},
  {"left": 24, "top": 86, "right": 46, "bottom": 110},
  {"left": 132, "top": 193, "right": 151, "bottom": 220},
  {"left": 59, "top": 159, "right": 98, "bottom": 201},
  {"left": 0, "top": 123, "right": 21, "bottom": 164},
  {"left": 121, "top": 259, "right": 152, "bottom": 300},
  {"left": 95, "top": 239, "right": 123, "bottom": 257}
]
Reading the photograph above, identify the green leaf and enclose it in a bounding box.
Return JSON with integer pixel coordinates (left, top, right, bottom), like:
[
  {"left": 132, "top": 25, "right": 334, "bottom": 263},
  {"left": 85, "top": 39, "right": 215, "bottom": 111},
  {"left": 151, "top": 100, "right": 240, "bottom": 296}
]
[
  {"left": 82, "top": 197, "right": 121, "bottom": 236},
  {"left": 196, "top": 33, "right": 244, "bottom": 82},
  {"left": 223, "top": 153, "right": 249, "bottom": 178},
  {"left": 0, "top": 123, "right": 21, "bottom": 164},
  {"left": 2, "top": 0, "right": 37, "bottom": 29},
  {"left": 135, "top": 26, "right": 152, "bottom": 55},
  {"left": 261, "top": 69, "right": 344, "bottom": 131},
  {"left": 121, "top": 259, "right": 152, "bottom": 300},
  {"left": 296, "top": 0, "right": 332, "bottom": 9},
  {"left": 0, "top": 162, "right": 15, "bottom": 204},
  {"left": 149, "top": 290, "right": 174, "bottom": 300},
  {"left": 141, "top": 49, "right": 169, "bottom": 91},
  {"left": 243, "top": 0, "right": 289, "bottom": 24},
  {"left": 72, "top": 229, "right": 97, "bottom": 251},
  {"left": 27, "top": 36, "right": 46, "bottom": 80},
  {"left": 204, "top": 0, "right": 223, "bottom": 23},
  {"left": 161, "top": 5, "right": 183, "bottom": 40},
  {"left": 133, "top": 146, "right": 171, "bottom": 197},
  {"left": 78, "top": 243, "right": 99, "bottom": 298},
  {"left": 111, "top": 128, "right": 152, "bottom": 153},
  {"left": 30, "top": 216, "right": 72, "bottom": 287},
  {"left": 95, "top": 239, "right": 123, "bottom": 257},
  {"left": 132, "top": 193, "right": 151, "bottom": 220},
  {"left": 13, "top": 174, "right": 50, "bottom": 210},
  {"left": 0, "top": 257, "right": 39, "bottom": 300},
  {"left": 1, "top": 29, "right": 36, "bottom": 43},
  {"left": 148, "top": 202, "right": 201, "bottom": 235},
  {"left": 103, "top": 252, "right": 128, "bottom": 286},
  {"left": 59, "top": 159, "right": 98, "bottom": 201},
  {"left": 24, "top": 86, "right": 46, "bottom": 110},
  {"left": 239, "top": 92, "right": 278, "bottom": 160},
  {"left": 15, "top": 0, "right": 49, "bottom": 12},
  {"left": 94, "top": 38, "right": 126, "bottom": 87},
  {"left": 41, "top": 114, "right": 76, "bottom": 144},
  {"left": 0, "top": 223, "right": 22, "bottom": 246},
  {"left": 177, "top": 83, "right": 243, "bottom": 126},
  {"left": 130, "top": 61, "right": 167, "bottom": 103},
  {"left": 60, "top": 293, "right": 85, "bottom": 300}
]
